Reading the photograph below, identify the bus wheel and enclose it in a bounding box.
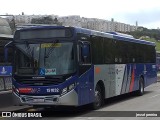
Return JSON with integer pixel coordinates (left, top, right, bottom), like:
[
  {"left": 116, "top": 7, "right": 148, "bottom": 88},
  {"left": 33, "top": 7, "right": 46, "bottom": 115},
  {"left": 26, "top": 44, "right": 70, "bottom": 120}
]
[
  {"left": 91, "top": 84, "right": 103, "bottom": 109},
  {"left": 136, "top": 77, "right": 144, "bottom": 96}
]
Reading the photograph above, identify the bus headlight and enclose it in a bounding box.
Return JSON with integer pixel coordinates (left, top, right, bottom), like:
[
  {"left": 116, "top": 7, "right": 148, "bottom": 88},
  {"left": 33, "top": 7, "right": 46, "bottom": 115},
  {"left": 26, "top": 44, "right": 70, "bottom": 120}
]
[
  {"left": 61, "top": 87, "right": 67, "bottom": 95},
  {"left": 61, "top": 83, "right": 76, "bottom": 96},
  {"left": 69, "top": 84, "right": 75, "bottom": 90}
]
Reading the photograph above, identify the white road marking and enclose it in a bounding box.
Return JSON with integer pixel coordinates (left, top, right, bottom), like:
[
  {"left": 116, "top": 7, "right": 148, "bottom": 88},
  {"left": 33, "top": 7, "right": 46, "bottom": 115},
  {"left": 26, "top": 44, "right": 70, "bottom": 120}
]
[
  {"left": 150, "top": 94, "right": 160, "bottom": 98},
  {"left": 0, "top": 90, "right": 12, "bottom": 94}
]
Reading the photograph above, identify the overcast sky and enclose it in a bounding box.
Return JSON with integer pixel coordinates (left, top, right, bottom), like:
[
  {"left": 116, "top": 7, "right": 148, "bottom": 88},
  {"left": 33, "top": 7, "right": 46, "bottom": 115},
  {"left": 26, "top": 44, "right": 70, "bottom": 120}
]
[{"left": 0, "top": 0, "right": 160, "bottom": 29}]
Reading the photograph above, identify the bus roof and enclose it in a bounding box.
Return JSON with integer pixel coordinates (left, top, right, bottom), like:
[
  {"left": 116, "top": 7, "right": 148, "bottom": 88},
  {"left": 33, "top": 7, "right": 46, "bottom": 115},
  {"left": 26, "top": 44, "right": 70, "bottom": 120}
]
[
  {"left": 16, "top": 26, "right": 155, "bottom": 46},
  {"left": 74, "top": 27, "right": 155, "bottom": 46},
  {"left": 16, "top": 25, "right": 65, "bottom": 31}
]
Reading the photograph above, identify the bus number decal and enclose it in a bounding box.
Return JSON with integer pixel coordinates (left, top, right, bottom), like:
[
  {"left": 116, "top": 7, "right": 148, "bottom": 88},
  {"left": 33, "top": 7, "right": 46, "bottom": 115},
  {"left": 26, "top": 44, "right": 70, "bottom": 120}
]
[{"left": 46, "top": 88, "right": 59, "bottom": 93}]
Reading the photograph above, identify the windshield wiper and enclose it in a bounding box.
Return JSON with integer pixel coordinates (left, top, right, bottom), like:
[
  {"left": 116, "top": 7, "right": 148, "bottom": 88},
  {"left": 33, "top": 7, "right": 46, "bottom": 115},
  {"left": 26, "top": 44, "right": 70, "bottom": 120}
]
[
  {"left": 43, "top": 39, "right": 59, "bottom": 67},
  {"left": 24, "top": 41, "right": 34, "bottom": 59},
  {"left": 44, "top": 39, "right": 59, "bottom": 58},
  {"left": 24, "top": 41, "right": 36, "bottom": 72}
]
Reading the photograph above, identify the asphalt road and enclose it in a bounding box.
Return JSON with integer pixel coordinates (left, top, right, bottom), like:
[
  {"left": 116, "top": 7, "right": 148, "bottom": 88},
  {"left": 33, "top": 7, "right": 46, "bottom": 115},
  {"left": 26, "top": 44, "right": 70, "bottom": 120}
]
[
  {"left": 0, "top": 91, "right": 14, "bottom": 108},
  {"left": 1, "top": 82, "right": 160, "bottom": 120}
]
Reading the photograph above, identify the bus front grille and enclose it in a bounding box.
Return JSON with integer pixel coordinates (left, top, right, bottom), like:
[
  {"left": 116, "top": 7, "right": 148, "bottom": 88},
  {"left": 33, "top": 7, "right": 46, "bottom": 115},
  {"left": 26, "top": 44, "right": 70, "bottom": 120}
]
[{"left": 15, "top": 79, "right": 63, "bottom": 86}]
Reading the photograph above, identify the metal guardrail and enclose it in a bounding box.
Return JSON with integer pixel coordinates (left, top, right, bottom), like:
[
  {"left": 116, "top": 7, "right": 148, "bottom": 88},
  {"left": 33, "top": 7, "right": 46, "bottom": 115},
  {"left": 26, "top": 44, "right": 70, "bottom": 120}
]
[{"left": 0, "top": 76, "right": 12, "bottom": 91}]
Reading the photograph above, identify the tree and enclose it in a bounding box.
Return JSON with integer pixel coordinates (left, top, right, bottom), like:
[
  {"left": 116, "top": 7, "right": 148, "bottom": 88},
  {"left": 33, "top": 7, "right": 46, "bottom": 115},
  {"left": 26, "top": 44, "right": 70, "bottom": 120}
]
[
  {"left": 126, "top": 27, "right": 160, "bottom": 40},
  {"left": 31, "top": 16, "right": 62, "bottom": 25}
]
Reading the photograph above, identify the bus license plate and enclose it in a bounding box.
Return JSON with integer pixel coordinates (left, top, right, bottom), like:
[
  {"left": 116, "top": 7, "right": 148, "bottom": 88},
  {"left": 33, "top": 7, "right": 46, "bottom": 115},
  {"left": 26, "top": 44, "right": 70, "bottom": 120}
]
[{"left": 33, "top": 98, "right": 44, "bottom": 102}]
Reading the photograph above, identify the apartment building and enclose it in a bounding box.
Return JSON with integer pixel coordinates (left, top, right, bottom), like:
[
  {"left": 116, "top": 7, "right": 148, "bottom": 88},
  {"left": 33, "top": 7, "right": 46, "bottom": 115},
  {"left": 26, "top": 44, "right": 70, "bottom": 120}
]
[{"left": 7, "top": 15, "right": 138, "bottom": 32}]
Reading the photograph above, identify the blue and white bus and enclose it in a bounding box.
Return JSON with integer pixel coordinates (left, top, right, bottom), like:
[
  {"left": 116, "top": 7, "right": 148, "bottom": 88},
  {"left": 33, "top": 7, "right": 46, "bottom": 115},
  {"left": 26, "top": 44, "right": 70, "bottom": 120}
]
[{"left": 12, "top": 26, "right": 157, "bottom": 109}]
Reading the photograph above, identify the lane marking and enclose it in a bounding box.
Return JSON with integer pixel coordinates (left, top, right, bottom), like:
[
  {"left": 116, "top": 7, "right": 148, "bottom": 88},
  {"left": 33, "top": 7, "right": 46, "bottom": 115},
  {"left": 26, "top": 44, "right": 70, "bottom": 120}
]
[
  {"left": 0, "top": 116, "right": 3, "bottom": 119},
  {"left": 0, "top": 90, "right": 12, "bottom": 95},
  {"left": 27, "top": 108, "right": 44, "bottom": 112},
  {"left": 27, "top": 108, "right": 37, "bottom": 112},
  {"left": 150, "top": 94, "right": 160, "bottom": 98}
]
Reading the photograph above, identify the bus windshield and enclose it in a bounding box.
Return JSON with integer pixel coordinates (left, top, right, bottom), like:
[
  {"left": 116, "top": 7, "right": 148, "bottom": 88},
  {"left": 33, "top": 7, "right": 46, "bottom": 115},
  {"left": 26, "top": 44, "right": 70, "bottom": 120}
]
[{"left": 15, "top": 41, "right": 76, "bottom": 76}]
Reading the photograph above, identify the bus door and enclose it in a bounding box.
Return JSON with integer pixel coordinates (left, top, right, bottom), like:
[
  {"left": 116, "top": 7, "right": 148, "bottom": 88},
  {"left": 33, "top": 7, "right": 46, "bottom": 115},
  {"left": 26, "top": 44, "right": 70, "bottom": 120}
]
[{"left": 78, "top": 41, "right": 93, "bottom": 105}]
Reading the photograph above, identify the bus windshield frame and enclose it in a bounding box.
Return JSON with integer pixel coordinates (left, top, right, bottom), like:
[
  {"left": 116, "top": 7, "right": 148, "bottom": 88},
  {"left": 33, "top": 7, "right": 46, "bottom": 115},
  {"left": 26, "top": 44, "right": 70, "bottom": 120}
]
[
  {"left": 14, "top": 40, "right": 76, "bottom": 76},
  {"left": 13, "top": 28, "right": 77, "bottom": 76}
]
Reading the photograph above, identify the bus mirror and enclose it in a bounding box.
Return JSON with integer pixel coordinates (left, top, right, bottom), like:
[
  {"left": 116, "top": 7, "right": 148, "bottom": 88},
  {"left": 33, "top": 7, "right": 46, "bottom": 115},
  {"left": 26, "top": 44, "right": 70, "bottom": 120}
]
[
  {"left": 81, "top": 44, "right": 90, "bottom": 58},
  {"left": 80, "top": 41, "right": 91, "bottom": 64}
]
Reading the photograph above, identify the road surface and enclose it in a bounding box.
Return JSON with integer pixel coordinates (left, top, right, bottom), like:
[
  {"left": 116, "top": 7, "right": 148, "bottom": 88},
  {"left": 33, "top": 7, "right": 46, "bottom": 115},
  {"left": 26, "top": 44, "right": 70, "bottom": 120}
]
[{"left": 1, "top": 82, "right": 160, "bottom": 120}]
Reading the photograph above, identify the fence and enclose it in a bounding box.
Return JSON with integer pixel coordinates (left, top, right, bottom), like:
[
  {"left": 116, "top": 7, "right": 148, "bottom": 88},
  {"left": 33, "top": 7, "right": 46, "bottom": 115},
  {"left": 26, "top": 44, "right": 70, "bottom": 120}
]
[{"left": 0, "top": 76, "right": 12, "bottom": 91}]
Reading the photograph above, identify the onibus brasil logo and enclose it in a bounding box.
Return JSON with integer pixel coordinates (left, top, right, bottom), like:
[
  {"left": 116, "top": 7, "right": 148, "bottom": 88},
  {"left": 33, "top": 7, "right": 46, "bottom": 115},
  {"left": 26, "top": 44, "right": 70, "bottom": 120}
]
[{"left": 2, "top": 112, "right": 42, "bottom": 118}]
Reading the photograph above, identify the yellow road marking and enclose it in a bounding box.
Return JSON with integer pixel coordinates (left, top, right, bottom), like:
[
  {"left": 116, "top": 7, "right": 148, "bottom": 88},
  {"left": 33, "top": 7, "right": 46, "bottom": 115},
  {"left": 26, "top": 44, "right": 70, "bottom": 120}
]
[
  {"left": 27, "top": 108, "right": 37, "bottom": 112},
  {"left": 0, "top": 116, "right": 3, "bottom": 119}
]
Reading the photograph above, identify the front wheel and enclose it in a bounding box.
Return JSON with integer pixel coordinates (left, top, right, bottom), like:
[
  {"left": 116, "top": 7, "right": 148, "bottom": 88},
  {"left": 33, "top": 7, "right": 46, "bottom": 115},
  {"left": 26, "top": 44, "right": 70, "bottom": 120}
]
[{"left": 91, "top": 84, "right": 103, "bottom": 110}]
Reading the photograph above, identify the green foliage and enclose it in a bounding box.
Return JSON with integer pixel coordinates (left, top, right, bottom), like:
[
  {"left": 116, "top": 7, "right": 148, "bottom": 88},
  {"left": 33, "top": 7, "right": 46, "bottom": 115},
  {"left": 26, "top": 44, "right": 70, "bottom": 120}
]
[
  {"left": 31, "top": 16, "right": 62, "bottom": 25},
  {"left": 126, "top": 27, "right": 160, "bottom": 52},
  {"left": 126, "top": 27, "right": 160, "bottom": 40},
  {"left": 143, "top": 38, "right": 160, "bottom": 52}
]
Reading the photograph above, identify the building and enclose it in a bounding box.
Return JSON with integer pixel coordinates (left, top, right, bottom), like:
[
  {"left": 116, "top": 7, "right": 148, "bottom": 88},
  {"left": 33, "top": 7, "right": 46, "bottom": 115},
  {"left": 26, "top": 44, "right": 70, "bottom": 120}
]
[{"left": 7, "top": 15, "right": 138, "bottom": 33}]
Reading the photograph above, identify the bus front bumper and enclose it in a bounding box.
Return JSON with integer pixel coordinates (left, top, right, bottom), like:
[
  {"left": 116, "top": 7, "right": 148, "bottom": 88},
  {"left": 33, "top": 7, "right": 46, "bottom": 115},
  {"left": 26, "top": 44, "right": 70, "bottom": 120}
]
[{"left": 12, "top": 89, "right": 78, "bottom": 106}]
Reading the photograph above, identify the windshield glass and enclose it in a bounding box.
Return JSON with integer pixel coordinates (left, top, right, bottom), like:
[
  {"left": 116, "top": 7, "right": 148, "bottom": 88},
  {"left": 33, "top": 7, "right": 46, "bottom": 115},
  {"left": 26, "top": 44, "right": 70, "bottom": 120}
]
[{"left": 15, "top": 41, "right": 76, "bottom": 76}]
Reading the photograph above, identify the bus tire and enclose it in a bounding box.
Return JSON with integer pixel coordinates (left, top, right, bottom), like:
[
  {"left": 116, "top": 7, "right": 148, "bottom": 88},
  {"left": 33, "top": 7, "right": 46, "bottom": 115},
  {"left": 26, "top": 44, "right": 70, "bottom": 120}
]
[
  {"left": 91, "top": 84, "right": 103, "bottom": 110},
  {"left": 136, "top": 77, "right": 144, "bottom": 96}
]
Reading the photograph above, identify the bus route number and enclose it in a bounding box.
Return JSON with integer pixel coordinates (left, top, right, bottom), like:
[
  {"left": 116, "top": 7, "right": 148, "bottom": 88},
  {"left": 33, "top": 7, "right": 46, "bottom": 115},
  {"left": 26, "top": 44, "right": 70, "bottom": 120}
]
[{"left": 46, "top": 88, "right": 59, "bottom": 93}]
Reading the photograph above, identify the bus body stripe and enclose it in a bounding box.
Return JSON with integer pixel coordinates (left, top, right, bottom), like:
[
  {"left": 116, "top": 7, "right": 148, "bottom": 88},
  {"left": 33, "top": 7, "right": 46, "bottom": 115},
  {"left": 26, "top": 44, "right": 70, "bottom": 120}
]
[
  {"left": 121, "top": 65, "right": 127, "bottom": 94},
  {"left": 129, "top": 66, "right": 135, "bottom": 92},
  {"left": 125, "top": 65, "right": 131, "bottom": 93}
]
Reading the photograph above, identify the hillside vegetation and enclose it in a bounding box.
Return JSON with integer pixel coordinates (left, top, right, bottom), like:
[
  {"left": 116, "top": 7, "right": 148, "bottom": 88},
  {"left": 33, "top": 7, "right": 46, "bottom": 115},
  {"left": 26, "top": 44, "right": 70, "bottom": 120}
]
[
  {"left": 144, "top": 38, "right": 160, "bottom": 52},
  {"left": 126, "top": 27, "right": 160, "bottom": 52}
]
